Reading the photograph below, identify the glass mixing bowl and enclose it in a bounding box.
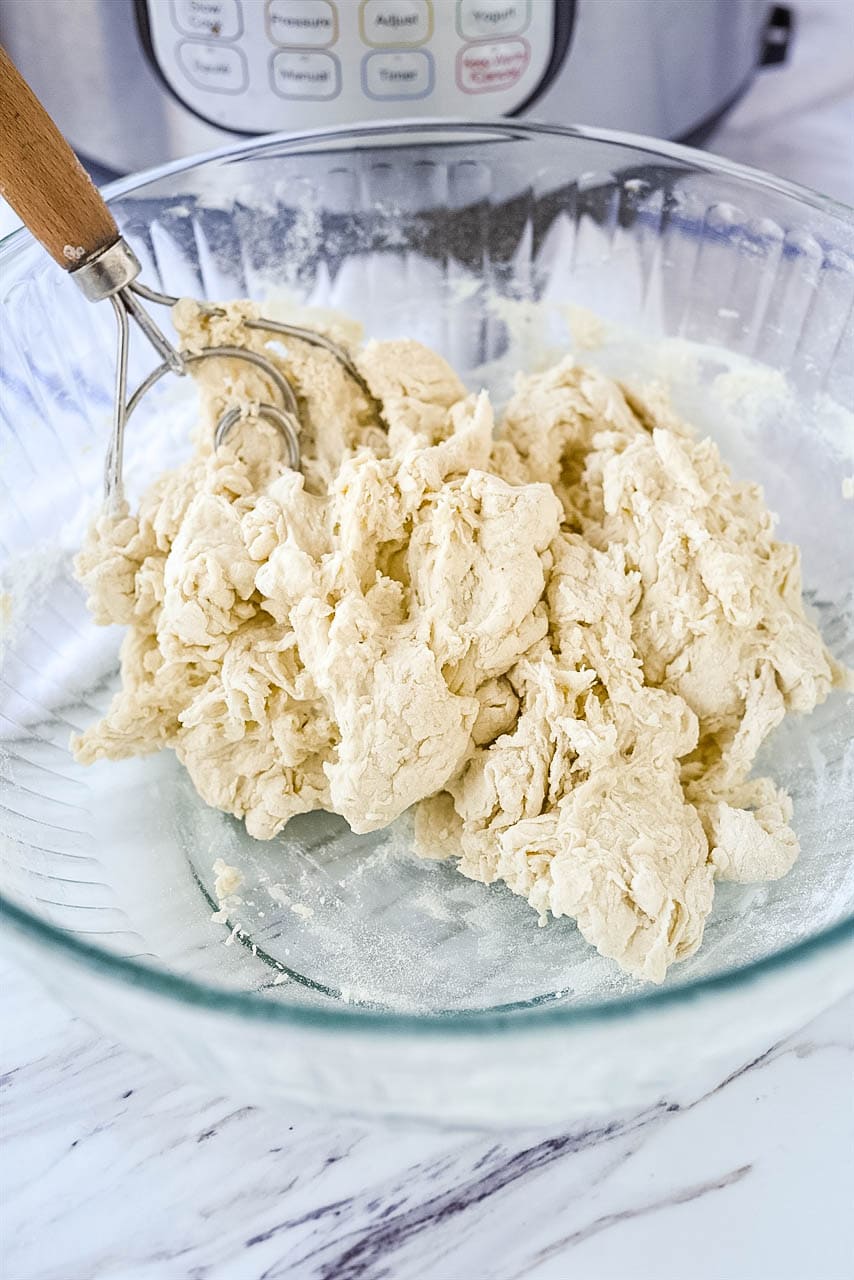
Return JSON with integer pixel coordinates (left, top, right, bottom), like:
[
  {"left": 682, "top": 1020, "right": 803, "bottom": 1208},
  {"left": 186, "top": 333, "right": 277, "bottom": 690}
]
[{"left": 1, "top": 122, "right": 852, "bottom": 1127}]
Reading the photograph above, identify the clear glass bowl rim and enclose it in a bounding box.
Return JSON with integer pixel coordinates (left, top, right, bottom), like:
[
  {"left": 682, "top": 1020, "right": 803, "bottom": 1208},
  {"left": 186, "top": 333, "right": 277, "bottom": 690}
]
[{"left": 1, "top": 118, "right": 851, "bottom": 1037}]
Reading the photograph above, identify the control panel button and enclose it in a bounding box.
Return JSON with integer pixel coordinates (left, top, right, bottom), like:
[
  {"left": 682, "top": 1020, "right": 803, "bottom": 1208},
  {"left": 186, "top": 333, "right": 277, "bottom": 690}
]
[
  {"left": 171, "top": 0, "right": 242, "bottom": 41},
  {"left": 360, "top": 0, "right": 433, "bottom": 48},
  {"left": 457, "top": 0, "right": 529, "bottom": 39},
  {"left": 266, "top": 0, "right": 338, "bottom": 48},
  {"left": 270, "top": 49, "right": 341, "bottom": 98},
  {"left": 362, "top": 49, "right": 434, "bottom": 98},
  {"left": 457, "top": 38, "right": 529, "bottom": 92},
  {"left": 177, "top": 41, "right": 248, "bottom": 91}
]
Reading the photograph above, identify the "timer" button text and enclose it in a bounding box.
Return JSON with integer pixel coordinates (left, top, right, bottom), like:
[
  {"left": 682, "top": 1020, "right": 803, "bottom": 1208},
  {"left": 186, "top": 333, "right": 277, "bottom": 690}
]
[{"left": 362, "top": 49, "right": 434, "bottom": 98}]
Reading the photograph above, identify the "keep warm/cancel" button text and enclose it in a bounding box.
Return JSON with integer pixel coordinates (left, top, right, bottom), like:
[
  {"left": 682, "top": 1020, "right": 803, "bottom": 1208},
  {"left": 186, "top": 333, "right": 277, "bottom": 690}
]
[{"left": 457, "top": 38, "right": 529, "bottom": 93}]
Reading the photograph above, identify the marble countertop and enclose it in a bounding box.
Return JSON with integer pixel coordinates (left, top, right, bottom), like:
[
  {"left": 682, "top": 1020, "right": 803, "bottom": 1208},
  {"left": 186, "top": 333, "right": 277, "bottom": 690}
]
[
  {"left": 3, "top": 2, "right": 854, "bottom": 1277},
  {"left": 3, "top": 955, "right": 852, "bottom": 1280}
]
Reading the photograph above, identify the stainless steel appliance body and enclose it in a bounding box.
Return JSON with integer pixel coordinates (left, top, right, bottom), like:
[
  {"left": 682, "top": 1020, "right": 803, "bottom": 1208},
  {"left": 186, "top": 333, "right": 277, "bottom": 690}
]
[{"left": 0, "top": 0, "right": 780, "bottom": 174}]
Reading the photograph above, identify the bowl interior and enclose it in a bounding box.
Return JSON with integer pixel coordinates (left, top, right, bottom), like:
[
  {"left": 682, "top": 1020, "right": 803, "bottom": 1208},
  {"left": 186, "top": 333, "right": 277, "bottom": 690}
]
[{"left": 1, "top": 124, "right": 853, "bottom": 1017}]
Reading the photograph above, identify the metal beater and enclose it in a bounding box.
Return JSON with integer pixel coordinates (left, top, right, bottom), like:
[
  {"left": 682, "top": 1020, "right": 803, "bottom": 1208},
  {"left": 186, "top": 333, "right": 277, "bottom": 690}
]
[{"left": 0, "top": 49, "right": 374, "bottom": 505}]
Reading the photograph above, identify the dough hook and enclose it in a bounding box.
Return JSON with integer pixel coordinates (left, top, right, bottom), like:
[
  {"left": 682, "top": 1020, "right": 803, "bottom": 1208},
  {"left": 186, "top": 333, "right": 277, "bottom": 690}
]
[{"left": 0, "top": 49, "right": 374, "bottom": 506}]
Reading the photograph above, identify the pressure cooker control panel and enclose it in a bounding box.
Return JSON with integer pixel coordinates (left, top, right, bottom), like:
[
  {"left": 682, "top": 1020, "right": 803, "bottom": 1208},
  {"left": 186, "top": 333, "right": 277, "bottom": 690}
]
[{"left": 140, "top": 0, "right": 569, "bottom": 130}]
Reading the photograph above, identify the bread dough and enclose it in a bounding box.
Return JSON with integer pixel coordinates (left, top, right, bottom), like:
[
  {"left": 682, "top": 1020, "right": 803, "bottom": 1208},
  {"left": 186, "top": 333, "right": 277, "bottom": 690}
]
[
  {"left": 73, "top": 302, "right": 847, "bottom": 982},
  {"left": 212, "top": 858, "right": 243, "bottom": 902}
]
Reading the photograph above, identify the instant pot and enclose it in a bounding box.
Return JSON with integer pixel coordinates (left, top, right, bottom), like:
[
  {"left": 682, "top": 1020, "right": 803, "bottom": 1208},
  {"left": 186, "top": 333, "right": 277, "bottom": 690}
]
[{"left": 0, "top": 0, "right": 792, "bottom": 176}]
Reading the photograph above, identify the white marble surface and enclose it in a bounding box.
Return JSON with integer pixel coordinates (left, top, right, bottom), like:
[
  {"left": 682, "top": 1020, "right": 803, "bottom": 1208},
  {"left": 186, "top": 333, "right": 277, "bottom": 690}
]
[
  {"left": 3, "top": 2, "right": 854, "bottom": 1277},
  {"left": 2, "top": 954, "right": 852, "bottom": 1280}
]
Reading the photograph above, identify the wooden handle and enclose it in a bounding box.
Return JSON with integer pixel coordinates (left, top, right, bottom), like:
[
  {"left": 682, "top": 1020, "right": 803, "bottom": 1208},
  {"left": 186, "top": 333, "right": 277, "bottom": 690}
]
[{"left": 0, "top": 46, "right": 118, "bottom": 268}]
